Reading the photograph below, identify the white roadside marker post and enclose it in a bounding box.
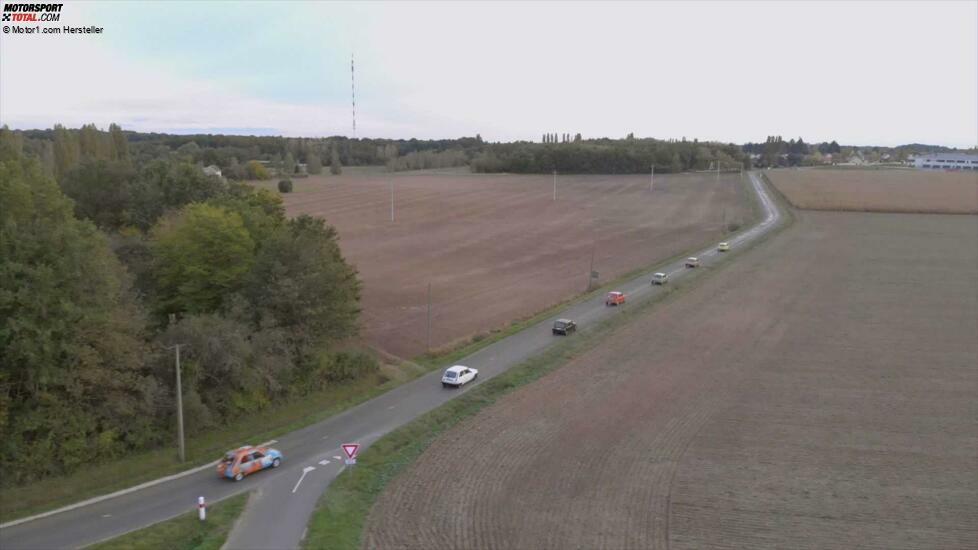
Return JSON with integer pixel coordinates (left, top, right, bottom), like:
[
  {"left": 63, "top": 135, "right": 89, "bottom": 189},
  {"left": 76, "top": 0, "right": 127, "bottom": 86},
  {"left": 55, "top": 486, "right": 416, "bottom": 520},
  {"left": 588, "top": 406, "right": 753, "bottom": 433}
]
[{"left": 198, "top": 496, "right": 206, "bottom": 521}]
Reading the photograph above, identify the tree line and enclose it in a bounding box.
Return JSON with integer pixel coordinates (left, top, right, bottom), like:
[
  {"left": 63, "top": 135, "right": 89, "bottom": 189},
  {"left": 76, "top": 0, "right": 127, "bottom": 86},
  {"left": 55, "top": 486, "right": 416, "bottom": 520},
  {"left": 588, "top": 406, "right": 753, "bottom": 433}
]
[
  {"left": 471, "top": 138, "right": 747, "bottom": 174},
  {"left": 0, "top": 126, "right": 367, "bottom": 484}
]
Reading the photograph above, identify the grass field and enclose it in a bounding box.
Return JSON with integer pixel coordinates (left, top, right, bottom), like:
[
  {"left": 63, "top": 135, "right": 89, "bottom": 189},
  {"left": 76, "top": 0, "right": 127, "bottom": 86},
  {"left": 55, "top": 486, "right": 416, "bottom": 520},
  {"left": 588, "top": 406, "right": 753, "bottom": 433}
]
[
  {"left": 89, "top": 493, "right": 248, "bottom": 550},
  {"left": 257, "top": 171, "right": 750, "bottom": 358},
  {"left": 767, "top": 168, "right": 978, "bottom": 213},
  {"left": 362, "top": 209, "right": 978, "bottom": 549}
]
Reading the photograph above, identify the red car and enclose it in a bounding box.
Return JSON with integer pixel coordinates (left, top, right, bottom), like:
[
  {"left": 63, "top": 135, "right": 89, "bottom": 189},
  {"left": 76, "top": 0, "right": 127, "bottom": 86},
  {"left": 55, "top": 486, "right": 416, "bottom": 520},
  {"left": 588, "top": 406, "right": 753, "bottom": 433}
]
[{"left": 605, "top": 291, "right": 625, "bottom": 306}]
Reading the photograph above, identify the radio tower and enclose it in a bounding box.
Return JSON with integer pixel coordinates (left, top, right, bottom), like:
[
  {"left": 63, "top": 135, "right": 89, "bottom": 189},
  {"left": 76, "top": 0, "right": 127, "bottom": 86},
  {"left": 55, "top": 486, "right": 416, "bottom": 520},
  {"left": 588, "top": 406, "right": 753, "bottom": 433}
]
[{"left": 351, "top": 53, "right": 357, "bottom": 138}]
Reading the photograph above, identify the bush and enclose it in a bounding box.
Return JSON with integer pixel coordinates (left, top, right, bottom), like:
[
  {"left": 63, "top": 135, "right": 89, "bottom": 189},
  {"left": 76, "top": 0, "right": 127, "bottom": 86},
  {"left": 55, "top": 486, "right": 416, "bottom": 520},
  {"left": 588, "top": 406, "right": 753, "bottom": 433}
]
[
  {"left": 245, "top": 160, "right": 269, "bottom": 180},
  {"left": 315, "top": 350, "right": 379, "bottom": 385},
  {"left": 278, "top": 179, "right": 293, "bottom": 193}
]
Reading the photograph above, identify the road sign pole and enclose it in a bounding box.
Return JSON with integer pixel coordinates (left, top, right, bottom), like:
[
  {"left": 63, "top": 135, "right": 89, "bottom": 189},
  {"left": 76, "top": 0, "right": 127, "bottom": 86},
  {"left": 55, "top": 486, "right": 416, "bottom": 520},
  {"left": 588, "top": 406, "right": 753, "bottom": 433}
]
[{"left": 426, "top": 282, "right": 431, "bottom": 352}]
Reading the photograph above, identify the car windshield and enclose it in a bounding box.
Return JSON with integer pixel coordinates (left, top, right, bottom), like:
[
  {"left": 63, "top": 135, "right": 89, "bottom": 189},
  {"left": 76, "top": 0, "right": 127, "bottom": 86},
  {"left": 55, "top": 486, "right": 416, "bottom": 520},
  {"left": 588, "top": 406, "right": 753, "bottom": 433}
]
[
  {"left": 555, "top": 322, "right": 566, "bottom": 328},
  {"left": 445, "top": 371, "right": 457, "bottom": 378}
]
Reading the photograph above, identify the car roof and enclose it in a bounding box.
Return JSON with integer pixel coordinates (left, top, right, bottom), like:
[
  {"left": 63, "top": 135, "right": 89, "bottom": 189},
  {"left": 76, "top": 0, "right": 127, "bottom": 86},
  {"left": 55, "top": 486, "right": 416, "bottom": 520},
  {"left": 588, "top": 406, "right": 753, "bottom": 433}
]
[
  {"left": 653, "top": 272, "right": 667, "bottom": 277},
  {"left": 446, "top": 365, "right": 468, "bottom": 372},
  {"left": 719, "top": 242, "right": 728, "bottom": 245},
  {"left": 608, "top": 291, "right": 622, "bottom": 295},
  {"left": 556, "top": 318, "right": 573, "bottom": 323},
  {"left": 688, "top": 257, "right": 698, "bottom": 260}
]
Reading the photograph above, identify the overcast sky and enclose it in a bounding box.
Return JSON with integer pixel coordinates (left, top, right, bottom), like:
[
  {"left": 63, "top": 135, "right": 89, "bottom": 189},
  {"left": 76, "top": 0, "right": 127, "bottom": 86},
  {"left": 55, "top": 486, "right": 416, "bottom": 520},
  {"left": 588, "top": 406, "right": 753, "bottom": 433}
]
[{"left": 1, "top": 1, "right": 975, "bottom": 146}]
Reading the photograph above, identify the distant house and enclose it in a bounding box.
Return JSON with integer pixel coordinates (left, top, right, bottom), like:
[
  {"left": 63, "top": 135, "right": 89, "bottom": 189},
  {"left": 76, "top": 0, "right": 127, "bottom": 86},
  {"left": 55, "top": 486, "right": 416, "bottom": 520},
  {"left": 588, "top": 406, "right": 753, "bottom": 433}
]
[
  {"left": 845, "top": 152, "right": 866, "bottom": 165},
  {"left": 203, "top": 165, "right": 223, "bottom": 177},
  {"left": 910, "top": 153, "right": 978, "bottom": 170}
]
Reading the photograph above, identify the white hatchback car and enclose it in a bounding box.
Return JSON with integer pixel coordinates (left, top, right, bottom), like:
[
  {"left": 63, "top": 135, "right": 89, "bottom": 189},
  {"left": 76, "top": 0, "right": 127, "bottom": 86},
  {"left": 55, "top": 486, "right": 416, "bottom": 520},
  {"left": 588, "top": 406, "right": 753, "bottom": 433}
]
[
  {"left": 442, "top": 365, "right": 478, "bottom": 388},
  {"left": 718, "top": 242, "right": 730, "bottom": 252},
  {"left": 685, "top": 257, "right": 700, "bottom": 268},
  {"left": 651, "top": 272, "right": 669, "bottom": 285}
]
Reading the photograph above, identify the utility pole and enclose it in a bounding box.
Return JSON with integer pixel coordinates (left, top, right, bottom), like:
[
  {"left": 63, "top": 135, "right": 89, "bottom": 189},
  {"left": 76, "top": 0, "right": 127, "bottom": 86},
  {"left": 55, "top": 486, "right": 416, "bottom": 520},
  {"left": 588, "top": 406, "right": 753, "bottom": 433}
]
[
  {"left": 426, "top": 282, "right": 431, "bottom": 353},
  {"left": 553, "top": 169, "right": 557, "bottom": 201},
  {"left": 390, "top": 179, "right": 394, "bottom": 222},
  {"left": 587, "top": 244, "right": 596, "bottom": 291},
  {"left": 650, "top": 164, "right": 654, "bottom": 192},
  {"left": 169, "top": 343, "right": 186, "bottom": 463}
]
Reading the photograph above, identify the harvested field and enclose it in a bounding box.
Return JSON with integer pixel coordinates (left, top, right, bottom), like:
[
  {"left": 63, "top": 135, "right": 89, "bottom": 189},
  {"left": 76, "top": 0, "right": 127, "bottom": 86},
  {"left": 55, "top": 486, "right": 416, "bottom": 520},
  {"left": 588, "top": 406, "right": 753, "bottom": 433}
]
[
  {"left": 264, "top": 172, "right": 749, "bottom": 358},
  {"left": 364, "top": 210, "right": 978, "bottom": 549},
  {"left": 767, "top": 168, "right": 978, "bottom": 213}
]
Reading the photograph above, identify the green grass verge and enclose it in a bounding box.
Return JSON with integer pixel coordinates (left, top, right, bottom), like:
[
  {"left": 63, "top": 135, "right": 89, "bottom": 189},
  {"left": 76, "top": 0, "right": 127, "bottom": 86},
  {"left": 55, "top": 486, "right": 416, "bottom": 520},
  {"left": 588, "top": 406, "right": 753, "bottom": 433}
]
[
  {"left": 303, "top": 175, "right": 791, "bottom": 549},
  {"left": 1, "top": 174, "right": 760, "bottom": 525},
  {"left": 88, "top": 492, "right": 249, "bottom": 550}
]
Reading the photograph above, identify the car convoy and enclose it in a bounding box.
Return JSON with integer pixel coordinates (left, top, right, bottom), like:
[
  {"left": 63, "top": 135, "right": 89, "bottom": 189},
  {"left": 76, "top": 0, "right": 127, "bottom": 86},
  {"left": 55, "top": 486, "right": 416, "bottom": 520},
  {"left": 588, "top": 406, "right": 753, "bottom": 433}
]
[{"left": 219, "top": 239, "right": 735, "bottom": 478}]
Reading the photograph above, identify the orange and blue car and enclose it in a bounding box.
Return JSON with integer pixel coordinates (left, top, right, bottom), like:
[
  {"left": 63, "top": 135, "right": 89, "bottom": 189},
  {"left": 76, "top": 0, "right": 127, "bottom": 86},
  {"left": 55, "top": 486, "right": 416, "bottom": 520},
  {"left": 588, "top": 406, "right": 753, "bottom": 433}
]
[{"left": 217, "top": 445, "right": 283, "bottom": 481}]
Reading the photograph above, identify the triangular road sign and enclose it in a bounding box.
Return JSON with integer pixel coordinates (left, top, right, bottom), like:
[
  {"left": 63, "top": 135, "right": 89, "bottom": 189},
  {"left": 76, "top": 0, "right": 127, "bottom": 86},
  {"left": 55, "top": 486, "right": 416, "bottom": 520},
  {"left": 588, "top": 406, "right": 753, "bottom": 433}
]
[{"left": 342, "top": 443, "right": 360, "bottom": 460}]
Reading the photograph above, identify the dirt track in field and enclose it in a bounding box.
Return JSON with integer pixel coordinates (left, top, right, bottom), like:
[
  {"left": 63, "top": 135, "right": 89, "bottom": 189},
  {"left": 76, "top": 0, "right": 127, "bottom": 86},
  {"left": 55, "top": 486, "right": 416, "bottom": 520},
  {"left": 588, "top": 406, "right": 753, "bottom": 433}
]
[
  {"left": 363, "top": 210, "right": 978, "bottom": 549},
  {"left": 274, "top": 172, "right": 748, "bottom": 358},
  {"left": 767, "top": 168, "right": 978, "bottom": 213}
]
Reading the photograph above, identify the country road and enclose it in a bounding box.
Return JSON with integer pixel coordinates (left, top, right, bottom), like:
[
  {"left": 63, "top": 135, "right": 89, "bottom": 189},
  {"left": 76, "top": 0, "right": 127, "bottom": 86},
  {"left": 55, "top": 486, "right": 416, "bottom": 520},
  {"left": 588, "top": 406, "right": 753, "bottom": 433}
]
[{"left": 0, "top": 173, "right": 783, "bottom": 550}]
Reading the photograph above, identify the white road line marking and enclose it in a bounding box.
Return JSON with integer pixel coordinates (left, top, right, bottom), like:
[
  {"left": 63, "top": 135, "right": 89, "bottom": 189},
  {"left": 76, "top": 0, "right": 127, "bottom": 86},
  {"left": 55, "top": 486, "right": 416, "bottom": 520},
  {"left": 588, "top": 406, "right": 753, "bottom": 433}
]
[
  {"left": 101, "top": 514, "right": 111, "bottom": 518},
  {"left": 291, "top": 466, "right": 316, "bottom": 494},
  {"left": 319, "top": 459, "right": 331, "bottom": 466},
  {"left": 333, "top": 456, "right": 342, "bottom": 461}
]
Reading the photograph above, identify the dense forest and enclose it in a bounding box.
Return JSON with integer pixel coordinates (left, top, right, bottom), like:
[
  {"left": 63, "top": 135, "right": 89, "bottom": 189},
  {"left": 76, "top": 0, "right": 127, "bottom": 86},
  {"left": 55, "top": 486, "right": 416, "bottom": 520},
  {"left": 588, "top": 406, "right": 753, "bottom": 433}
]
[{"left": 0, "top": 126, "right": 367, "bottom": 484}]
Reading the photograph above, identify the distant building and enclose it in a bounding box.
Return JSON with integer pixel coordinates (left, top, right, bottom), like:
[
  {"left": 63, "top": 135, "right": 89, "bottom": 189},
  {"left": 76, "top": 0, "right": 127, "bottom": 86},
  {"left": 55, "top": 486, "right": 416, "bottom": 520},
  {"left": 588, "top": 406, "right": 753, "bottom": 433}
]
[
  {"left": 203, "top": 165, "right": 223, "bottom": 177},
  {"left": 910, "top": 153, "right": 978, "bottom": 170}
]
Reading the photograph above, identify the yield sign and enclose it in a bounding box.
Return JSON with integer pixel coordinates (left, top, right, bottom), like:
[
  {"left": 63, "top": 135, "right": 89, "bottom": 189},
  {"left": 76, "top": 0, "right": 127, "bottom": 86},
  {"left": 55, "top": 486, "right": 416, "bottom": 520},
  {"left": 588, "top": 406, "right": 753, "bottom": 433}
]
[{"left": 342, "top": 443, "right": 360, "bottom": 460}]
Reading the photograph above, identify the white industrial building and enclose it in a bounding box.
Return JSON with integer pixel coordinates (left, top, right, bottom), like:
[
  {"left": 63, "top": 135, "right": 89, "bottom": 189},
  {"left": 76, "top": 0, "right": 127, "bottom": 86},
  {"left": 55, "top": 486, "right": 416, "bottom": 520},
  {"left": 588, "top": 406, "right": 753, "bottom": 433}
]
[{"left": 910, "top": 153, "right": 978, "bottom": 170}]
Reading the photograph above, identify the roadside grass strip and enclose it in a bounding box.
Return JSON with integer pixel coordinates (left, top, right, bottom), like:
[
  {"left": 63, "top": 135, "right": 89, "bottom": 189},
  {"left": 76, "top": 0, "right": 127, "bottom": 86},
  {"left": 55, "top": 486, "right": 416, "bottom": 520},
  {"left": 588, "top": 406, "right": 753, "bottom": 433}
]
[{"left": 88, "top": 492, "right": 249, "bottom": 550}]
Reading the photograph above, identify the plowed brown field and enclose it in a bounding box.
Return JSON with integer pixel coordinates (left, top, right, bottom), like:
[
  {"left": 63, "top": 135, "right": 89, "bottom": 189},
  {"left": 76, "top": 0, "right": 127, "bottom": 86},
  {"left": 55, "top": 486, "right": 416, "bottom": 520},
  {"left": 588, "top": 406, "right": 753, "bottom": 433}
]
[
  {"left": 272, "top": 171, "right": 749, "bottom": 358},
  {"left": 364, "top": 210, "right": 978, "bottom": 549},
  {"left": 767, "top": 168, "right": 978, "bottom": 213}
]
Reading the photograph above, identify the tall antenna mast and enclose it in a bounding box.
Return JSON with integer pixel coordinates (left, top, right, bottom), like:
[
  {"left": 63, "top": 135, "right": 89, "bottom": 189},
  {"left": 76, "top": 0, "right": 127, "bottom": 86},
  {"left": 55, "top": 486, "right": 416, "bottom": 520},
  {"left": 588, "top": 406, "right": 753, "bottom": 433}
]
[{"left": 351, "top": 53, "right": 357, "bottom": 138}]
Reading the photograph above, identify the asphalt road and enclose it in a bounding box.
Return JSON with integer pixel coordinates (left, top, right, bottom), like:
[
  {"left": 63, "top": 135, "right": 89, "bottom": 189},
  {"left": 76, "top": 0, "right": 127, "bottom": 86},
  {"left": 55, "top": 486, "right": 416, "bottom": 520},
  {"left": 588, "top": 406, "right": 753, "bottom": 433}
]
[{"left": 0, "top": 173, "right": 782, "bottom": 550}]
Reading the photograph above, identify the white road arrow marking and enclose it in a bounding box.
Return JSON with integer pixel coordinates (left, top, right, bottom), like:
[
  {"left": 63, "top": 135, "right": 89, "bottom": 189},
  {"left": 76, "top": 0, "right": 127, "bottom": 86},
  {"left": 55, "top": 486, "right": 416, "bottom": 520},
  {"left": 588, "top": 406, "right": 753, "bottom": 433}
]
[
  {"left": 291, "top": 466, "right": 316, "bottom": 494},
  {"left": 318, "top": 459, "right": 331, "bottom": 466}
]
